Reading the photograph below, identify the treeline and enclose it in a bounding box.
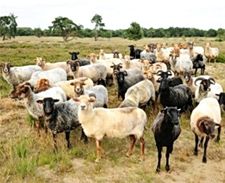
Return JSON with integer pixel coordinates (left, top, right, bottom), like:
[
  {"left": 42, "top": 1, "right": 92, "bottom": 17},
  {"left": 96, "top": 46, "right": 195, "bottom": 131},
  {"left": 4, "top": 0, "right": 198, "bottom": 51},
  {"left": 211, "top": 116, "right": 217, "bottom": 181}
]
[
  {"left": 17, "top": 26, "right": 220, "bottom": 38},
  {"left": 1, "top": 14, "right": 225, "bottom": 41}
]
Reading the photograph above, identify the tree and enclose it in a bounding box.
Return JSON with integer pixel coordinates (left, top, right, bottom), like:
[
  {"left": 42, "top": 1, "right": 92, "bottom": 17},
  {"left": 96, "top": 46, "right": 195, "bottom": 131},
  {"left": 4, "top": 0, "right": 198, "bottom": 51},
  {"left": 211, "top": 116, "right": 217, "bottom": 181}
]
[
  {"left": 0, "top": 13, "right": 17, "bottom": 40},
  {"left": 91, "top": 14, "right": 105, "bottom": 41},
  {"left": 33, "top": 28, "right": 43, "bottom": 38},
  {"left": 217, "top": 28, "right": 225, "bottom": 41},
  {"left": 50, "top": 16, "right": 81, "bottom": 41},
  {"left": 126, "top": 22, "right": 143, "bottom": 40}
]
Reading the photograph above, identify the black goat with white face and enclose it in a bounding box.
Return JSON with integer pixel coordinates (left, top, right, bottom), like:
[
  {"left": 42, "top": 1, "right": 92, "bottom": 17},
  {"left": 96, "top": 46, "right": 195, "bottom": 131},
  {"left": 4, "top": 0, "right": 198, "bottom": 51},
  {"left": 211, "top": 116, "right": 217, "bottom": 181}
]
[
  {"left": 158, "top": 77, "right": 193, "bottom": 112},
  {"left": 152, "top": 107, "right": 181, "bottom": 172},
  {"left": 37, "top": 97, "right": 87, "bottom": 150}
]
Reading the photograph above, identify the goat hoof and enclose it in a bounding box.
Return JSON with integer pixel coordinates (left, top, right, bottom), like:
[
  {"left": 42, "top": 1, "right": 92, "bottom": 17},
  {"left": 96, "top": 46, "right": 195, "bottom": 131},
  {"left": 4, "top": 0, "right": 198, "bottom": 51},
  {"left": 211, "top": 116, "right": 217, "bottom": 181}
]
[
  {"left": 214, "top": 138, "right": 220, "bottom": 143},
  {"left": 126, "top": 152, "right": 132, "bottom": 157},
  {"left": 139, "top": 156, "right": 145, "bottom": 161},
  {"left": 202, "top": 157, "right": 207, "bottom": 163},
  {"left": 165, "top": 165, "right": 170, "bottom": 172},
  {"left": 156, "top": 167, "right": 160, "bottom": 173},
  {"left": 194, "top": 151, "right": 198, "bottom": 156},
  {"left": 95, "top": 158, "right": 100, "bottom": 163}
]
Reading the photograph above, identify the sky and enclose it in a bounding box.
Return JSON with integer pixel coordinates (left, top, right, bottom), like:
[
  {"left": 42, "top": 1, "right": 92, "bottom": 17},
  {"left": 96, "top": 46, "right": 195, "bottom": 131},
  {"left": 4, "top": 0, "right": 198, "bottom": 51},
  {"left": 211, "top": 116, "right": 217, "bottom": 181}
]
[{"left": 1, "top": 0, "right": 225, "bottom": 30}]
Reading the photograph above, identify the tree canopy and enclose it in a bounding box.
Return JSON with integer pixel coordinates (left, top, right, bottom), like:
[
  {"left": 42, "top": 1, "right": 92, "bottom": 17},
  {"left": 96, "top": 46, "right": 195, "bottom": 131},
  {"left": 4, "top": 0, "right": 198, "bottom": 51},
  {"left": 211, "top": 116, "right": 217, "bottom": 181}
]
[
  {"left": 91, "top": 14, "right": 105, "bottom": 41},
  {"left": 49, "top": 16, "right": 81, "bottom": 41},
  {"left": 0, "top": 14, "right": 17, "bottom": 40}
]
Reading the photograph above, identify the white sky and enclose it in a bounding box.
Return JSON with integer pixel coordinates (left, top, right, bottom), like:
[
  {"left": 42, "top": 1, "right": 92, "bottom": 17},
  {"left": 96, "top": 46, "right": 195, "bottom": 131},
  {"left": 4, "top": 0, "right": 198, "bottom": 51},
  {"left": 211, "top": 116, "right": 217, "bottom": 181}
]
[{"left": 1, "top": 0, "right": 225, "bottom": 30}]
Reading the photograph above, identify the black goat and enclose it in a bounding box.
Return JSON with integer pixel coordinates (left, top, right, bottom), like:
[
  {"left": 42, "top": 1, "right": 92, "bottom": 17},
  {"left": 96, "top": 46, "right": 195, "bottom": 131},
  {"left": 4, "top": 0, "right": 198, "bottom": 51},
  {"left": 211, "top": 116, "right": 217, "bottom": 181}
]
[
  {"left": 158, "top": 77, "right": 193, "bottom": 112},
  {"left": 128, "top": 45, "right": 142, "bottom": 59},
  {"left": 69, "top": 51, "right": 90, "bottom": 66},
  {"left": 216, "top": 92, "right": 225, "bottom": 110},
  {"left": 115, "top": 69, "right": 144, "bottom": 100},
  {"left": 157, "top": 70, "right": 183, "bottom": 87},
  {"left": 37, "top": 97, "right": 88, "bottom": 150},
  {"left": 192, "top": 54, "right": 205, "bottom": 76},
  {"left": 152, "top": 107, "right": 181, "bottom": 172}
]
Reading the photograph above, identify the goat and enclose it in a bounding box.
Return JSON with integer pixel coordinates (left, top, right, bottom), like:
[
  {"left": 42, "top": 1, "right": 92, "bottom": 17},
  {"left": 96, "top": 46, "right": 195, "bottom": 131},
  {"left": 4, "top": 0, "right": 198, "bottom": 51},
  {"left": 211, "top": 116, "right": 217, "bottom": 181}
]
[
  {"left": 152, "top": 107, "right": 181, "bottom": 172},
  {"left": 190, "top": 97, "right": 221, "bottom": 163},
  {"left": 37, "top": 97, "right": 88, "bottom": 150},
  {"left": 74, "top": 94, "right": 147, "bottom": 162}
]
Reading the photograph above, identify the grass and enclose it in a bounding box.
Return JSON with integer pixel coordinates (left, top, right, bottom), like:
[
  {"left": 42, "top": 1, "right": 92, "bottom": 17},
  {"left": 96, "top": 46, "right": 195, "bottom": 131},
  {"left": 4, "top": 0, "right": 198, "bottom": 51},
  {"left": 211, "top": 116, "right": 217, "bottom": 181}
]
[{"left": 0, "top": 36, "right": 225, "bottom": 182}]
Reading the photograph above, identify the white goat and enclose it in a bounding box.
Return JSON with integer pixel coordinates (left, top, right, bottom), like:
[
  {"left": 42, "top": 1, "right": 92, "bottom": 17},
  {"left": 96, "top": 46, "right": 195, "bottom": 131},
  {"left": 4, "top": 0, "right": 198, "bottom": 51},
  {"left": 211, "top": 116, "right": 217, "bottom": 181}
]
[
  {"left": 28, "top": 68, "right": 67, "bottom": 87},
  {"left": 119, "top": 79, "right": 155, "bottom": 109},
  {"left": 190, "top": 97, "right": 221, "bottom": 163},
  {"left": 1, "top": 62, "right": 42, "bottom": 87},
  {"left": 74, "top": 94, "right": 147, "bottom": 162}
]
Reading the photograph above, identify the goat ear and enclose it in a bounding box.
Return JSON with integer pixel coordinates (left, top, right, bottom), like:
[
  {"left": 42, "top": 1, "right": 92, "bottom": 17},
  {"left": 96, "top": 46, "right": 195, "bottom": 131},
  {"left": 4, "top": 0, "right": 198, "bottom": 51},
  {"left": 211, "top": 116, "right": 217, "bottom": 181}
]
[
  {"left": 76, "top": 52, "right": 80, "bottom": 55},
  {"left": 69, "top": 52, "right": 72, "bottom": 55},
  {"left": 36, "top": 100, "right": 43, "bottom": 104},
  {"left": 67, "top": 60, "right": 71, "bottom": 64},
  {"left": 215, "top": 123, "right": 221, "bottom": 129},
  {"left": 123, "top": 71, "right": 128, "bottom": 76},
  {"left": 202, "top": 121, "right": 209, "bottom": 132},
  {"left": 53, "top": 99, "right": 59, "bottom": 103},
  {"left": 88, "top": 96, "right": 96, "bottom": 103},
  {"left": 73, "top": 98, "right": 80, "bottom": 102}
]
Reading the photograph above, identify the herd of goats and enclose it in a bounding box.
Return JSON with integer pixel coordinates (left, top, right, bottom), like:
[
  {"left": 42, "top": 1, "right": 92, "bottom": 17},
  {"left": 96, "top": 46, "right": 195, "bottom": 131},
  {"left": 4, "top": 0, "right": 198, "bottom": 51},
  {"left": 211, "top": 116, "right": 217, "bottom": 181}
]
[{"left": 1, "top": 41, "right": 224, "bottom": 172}]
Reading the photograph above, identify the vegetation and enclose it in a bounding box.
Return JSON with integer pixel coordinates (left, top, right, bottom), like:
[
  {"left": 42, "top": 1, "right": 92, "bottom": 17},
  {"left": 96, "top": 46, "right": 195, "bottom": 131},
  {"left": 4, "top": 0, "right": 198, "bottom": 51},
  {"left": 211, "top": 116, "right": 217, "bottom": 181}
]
[
  {"left": 0, "top": 37, "right": 225, "bottom": 182},
  {"left": 1, "top": 13, "right": 225, "bottom": 41},
  {"left": 125, "top": 22, "right": 143, "bottom": 40},
  {"left": 91, "top": 14, "right": 105, "bottom": 41},
  {"left": 0, "top": 14, "right": 17, "bottom": 40},
  {"left": 49, "top": 16, "right": 82, "bottom": 41}
]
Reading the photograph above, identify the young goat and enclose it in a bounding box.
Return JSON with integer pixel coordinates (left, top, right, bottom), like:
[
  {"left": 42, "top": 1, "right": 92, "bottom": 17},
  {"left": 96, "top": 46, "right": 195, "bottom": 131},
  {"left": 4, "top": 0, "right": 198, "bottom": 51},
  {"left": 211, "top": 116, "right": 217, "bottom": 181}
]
[{"left": 152, "top": 107, "right": 181, "bottom": 172}]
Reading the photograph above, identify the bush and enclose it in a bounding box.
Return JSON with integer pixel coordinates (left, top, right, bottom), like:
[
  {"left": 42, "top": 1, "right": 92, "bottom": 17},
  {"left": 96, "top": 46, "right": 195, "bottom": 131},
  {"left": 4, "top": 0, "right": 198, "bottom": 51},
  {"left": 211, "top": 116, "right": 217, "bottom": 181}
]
[{"left": 217, "top": 53, "right": 225, "bottom": 63}]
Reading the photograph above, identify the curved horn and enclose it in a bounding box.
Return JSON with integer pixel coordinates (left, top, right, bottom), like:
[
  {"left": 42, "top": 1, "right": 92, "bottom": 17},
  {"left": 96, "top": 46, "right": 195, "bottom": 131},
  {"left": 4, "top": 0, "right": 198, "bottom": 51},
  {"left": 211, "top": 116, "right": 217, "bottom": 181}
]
[
  {"left": 167, "top": 70, "right": 172, "bottom": 76},
  {"left": 157, "top": 70, "right": 163, "bottom": 76},
  {"left": 208, "top": 77, "right": 215, "bottom": 85},
  {"left": 194, "top": 77, "right": 206, "bottom": 86}
]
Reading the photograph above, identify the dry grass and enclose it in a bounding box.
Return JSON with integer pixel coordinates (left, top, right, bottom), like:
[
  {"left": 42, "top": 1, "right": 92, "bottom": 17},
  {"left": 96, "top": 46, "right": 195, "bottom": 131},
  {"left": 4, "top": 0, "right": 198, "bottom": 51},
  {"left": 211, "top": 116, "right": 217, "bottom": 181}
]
[{"left": 0, "top": 37, "right": 225, "bottom": 182}]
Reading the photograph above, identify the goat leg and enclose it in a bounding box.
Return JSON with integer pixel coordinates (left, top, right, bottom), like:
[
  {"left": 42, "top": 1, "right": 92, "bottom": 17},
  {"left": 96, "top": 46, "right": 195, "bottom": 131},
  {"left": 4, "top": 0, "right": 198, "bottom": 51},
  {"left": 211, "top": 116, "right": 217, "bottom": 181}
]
[
  {"left": 215, "top": 125, "right": 221, "bottom": 143},
  {"left": 202, "top": 136, "right": 209, "bottom": 163},
  {"left": 140, "top": 137, "right": 145, "bottom": 161},
  {"left": 194, "top": 134, "right": 199, "bottom": 155},
  {"left": 65, "top": 131, "right": 72, "bottom": 149},
  {"left": 156, "top": 145, "right": 162, "bottom": 173},
  {"left": 126, "top": 135, "right": 136, "bottom": 157}
]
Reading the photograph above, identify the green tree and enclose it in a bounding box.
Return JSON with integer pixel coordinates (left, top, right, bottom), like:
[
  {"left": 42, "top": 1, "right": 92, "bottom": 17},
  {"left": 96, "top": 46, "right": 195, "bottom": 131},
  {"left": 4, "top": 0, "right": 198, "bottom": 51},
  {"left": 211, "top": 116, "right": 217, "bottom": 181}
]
[
  {"left": 217, "top": 28, "right": 225, "bottom": 41},
  {"left": 50, "top": 16, "right": 81, "bottom": 41},
  {"left": 126, "top": 22, "right": 143, "bottom": 40},
  {"left": 91, "top": 14, "right": 105, "bottom": 41},
  {"left": 33, "top": 28, "right": 43, "bottom": 38},
  {"left": 0, "top": 13, "right": 17, "bottom": 40}
]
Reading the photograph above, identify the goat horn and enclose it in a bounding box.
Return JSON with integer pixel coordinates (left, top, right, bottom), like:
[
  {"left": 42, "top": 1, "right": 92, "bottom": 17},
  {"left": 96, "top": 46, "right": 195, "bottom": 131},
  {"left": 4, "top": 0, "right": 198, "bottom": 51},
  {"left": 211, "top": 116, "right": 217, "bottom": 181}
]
[
  {"left": 208, "top": 78, "right": 215, "bottom": 85},
  {"left": 194, "top": 77, "right": 206, "bottom": 86},
  {"left": 157, "top": 70, "right": 163, "bottom": 76}
]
